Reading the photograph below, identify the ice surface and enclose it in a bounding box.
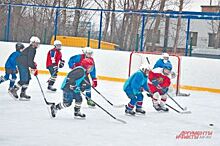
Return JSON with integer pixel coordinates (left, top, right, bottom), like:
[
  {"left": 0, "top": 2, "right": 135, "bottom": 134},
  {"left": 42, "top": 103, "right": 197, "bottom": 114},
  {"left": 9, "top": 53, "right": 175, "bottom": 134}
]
[{"left": 0, "top": 75, "right": 219, "bottom": 146}]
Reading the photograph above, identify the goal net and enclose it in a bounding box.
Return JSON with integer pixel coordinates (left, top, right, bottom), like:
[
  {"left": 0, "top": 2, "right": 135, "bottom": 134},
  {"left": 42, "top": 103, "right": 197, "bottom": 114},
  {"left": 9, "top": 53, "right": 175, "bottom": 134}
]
[{"left": 128, "top": 52, "right": 181, "bottom": 96}]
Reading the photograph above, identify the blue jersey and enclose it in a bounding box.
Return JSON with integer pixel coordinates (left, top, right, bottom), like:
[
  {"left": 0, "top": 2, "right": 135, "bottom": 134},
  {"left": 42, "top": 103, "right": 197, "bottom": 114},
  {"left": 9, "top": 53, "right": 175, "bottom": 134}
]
[
  {"left": 123, "top": 70, "right": 149, "bottom": 95},
  {"left": 153, "top": 58, "right": 171, "bottom": 69},
  {"left": 68, "top": 54, "right": 97, "bottom": 79},
  {"left": 5, "top": 51, "right": 21, "bottom": 70}
]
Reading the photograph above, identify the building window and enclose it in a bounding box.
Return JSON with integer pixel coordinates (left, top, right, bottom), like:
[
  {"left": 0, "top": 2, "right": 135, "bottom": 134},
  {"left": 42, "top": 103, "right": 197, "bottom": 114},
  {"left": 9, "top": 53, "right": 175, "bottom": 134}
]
[
  {"left": 208, "top": 33, "right": 220, "bottom": 48},
  {"left": 189, "top": 32, "right": 198, "bottom": 46},
  {"left": 146, "top": 29, "right": 160, "bottom": 43}
]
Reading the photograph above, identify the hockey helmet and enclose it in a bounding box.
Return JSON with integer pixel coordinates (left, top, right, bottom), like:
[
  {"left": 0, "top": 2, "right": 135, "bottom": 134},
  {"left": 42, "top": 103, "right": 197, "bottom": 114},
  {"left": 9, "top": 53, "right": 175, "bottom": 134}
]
[
  {"left": 139, "top": 64, "right": 152, "bottom": 75},
  {"left": 15, "top": 42, "right": 25, "bottom": 50},
  {"left": 54, "top": 40, "right": 62, "bottom": 50},
  {"left": 81, "top": 58, "right": 94, "bottom": 73},
  {"left": 30, "top": 36, "right": 40, "bottom": 44},
  {"left": 83, "top": 47, "right": 93, "bottom": 57},
  {"left": 162, "top": 53, "right": 169, "bottom": 60},
  {"left": 30, "top": 36, "right": 40, "bottom": 48}
]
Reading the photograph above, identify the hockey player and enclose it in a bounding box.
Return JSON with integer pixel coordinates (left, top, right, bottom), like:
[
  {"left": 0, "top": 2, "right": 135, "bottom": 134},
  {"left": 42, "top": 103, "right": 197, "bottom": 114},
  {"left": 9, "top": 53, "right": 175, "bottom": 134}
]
[
  {"left": 13, "top": 36, "right": 40, "bottom": 100},
  {"left": 153, "top": 53, "right": 171, "bottom": 69},
  {"left": 50, "top": 58, "right": 95, "bottom": 118},
  {"left": 124, "top": 64, "right": 151, "bottom": 115},
  {"left": 46, "top": 40, "right": 65, "bottom": 91},
  {"left": 154, "top": 52, "right": 176, "bottom": 79},
  {"left": 148, "top": 63, "right": 172, "bottom": 112},
  {"left": 0, "top": 43, "right": 24, "bottom": 99},
  {"left": 68, "top": 47, "right": 97, "bottom": 107}
]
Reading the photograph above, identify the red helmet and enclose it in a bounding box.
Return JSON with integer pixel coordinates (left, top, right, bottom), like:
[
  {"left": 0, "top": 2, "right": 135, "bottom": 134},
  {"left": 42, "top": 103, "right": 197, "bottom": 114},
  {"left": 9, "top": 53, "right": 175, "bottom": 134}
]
[{"left": 81, "top": 58, "right": 94, "bottom": 71}]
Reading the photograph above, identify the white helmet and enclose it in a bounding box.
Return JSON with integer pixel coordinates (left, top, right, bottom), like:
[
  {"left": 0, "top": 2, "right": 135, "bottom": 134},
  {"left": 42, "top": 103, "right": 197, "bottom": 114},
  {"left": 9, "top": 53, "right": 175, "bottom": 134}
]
[
  {"left": 139, "top": 64, "right": 152, "bottom": 73},
  {"left": 30, "top": 36, "right": 40, "bottom": 44},
  {"left": 162, "top": 53, "right": 169, "bottom": 60},
  {"left": 83, "top": 47, "right": 93, "bottom": 57},
  {"left": 54, "top": 40, "right": 62, "bottom": 46}
]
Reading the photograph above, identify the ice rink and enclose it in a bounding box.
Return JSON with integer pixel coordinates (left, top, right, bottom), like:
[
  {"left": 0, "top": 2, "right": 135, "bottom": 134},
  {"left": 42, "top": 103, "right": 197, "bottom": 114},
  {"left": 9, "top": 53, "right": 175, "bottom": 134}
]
[{"left": 0, "top": 75, "right": 219, "bottom": 146}]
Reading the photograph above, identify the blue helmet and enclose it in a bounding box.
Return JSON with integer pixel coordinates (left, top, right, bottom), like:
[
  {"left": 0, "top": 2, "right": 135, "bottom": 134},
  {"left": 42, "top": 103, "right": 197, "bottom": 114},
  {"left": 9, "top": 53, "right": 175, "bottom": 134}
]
[{"left": 163, "top": 63, "right": 172, "bottom": 71}]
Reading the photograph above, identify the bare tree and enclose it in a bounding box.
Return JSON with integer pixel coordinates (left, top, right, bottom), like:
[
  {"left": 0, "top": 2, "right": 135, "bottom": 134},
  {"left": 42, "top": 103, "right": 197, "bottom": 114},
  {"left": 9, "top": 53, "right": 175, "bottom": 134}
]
[
  {"left": 151, "top": 0, "right": 166, "bottom": 51},
  {"left": 103, "top": 0, "right": 112, "bottom": 41},
  {"left": 72, "top": 0, "right": 82, "bottom": 36},
  {"left": 110, "top": 0, "right": 116, "bottom": 42},
  {"left": 173, "top": 0, "right": 184, "bottom": 53}
]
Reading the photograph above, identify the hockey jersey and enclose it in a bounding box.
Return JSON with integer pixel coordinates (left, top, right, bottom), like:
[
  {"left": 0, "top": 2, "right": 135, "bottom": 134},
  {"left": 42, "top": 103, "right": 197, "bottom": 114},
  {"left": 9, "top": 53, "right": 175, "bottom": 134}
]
[
  {"left": 61, "top": 66, "right": 86, "bottom": 92},
  {"left": 46, "top": 48, "right": 62, "bottom": 68},
  {"left": 123, "top": 70, "right": 149, "bottom": 95},
  {"left": 68, "top": 54, "right": 96, "bottom": 79},
  {"left": 5, "top": 51, "right": 21, "bottom": 70},
  {"left": 148, "top": 68, "right": 171, "bottom": 95}
]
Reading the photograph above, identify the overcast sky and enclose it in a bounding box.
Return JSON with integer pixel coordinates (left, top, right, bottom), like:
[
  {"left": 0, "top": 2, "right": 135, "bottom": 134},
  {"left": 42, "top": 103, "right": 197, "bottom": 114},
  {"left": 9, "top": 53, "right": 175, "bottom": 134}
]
[{"left": 184, "top": 0, "right": 219, "bottom": 11}]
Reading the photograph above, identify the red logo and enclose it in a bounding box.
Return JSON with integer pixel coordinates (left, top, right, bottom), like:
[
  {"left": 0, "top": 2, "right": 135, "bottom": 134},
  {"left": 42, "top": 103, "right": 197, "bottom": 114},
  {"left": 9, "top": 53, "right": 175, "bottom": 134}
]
[{"left": 176, "top": 131, "right": 213, "bottom": 139}]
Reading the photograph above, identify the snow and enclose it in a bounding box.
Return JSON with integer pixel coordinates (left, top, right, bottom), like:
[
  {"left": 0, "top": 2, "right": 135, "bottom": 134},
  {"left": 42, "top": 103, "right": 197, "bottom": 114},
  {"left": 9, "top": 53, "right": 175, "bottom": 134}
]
[{"left": 0, "top": 75, "right": 219, "bottom": 146}]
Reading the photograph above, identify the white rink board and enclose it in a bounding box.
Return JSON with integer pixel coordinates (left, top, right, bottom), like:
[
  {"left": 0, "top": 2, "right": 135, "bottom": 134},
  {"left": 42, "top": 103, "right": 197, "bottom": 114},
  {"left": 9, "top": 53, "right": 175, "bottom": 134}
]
[{"left": 0, "top": 41, "right": 220, "bottom": 89}]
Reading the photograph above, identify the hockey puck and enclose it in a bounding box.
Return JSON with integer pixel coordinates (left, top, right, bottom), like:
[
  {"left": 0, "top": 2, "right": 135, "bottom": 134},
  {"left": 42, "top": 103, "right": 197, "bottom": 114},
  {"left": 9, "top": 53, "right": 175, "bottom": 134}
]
[{"left": 209, "top": 124, "right": 214, "bottom": 126}]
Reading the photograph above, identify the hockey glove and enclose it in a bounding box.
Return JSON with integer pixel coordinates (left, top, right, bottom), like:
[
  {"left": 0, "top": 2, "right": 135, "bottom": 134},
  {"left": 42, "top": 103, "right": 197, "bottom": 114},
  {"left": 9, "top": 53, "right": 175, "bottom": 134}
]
[
  {"left": 80, "top": 83, "right": 87, "bottom": 92},
  {"left": 31, "top": 69, "right": 38, "bottom": 76},
  {"left": 171, "top": 72, "right": 177, "bottom": 79},
  {"left": 59, "top": 60, "right": 65, "bottom": 68},
  {"left": 161, "top": 87, "right": 168, "bottom": 95},
  {"left": 34, "top": 62, "right": 37, "bottom": 68},
  {"left": 140, "top": 87, "right": 144, "bottom": 92},
  {"left": 92, "top": 78, "right": 97, "bottom": 87},
  {"left": 15, "top": 68, "right": 18, "bottom": 74},
  {"left": 152, "top": 79, "right": 159, "bottom": 86}
]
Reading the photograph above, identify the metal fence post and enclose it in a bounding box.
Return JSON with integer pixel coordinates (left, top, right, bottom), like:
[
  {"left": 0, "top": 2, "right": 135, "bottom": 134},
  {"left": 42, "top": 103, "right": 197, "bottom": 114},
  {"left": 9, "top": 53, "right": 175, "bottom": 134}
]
[
  {"left": 98, "top": 10, "right": 103, "bottom": 49},
  {"left": 54, "top": 8, "right": 59, "bottom": 41},
  {"left": 140, "top": 15, "right": 146, "bottom": 52},
  {"left": 185, "top": 18, "right": 191, "bottom": 56}
]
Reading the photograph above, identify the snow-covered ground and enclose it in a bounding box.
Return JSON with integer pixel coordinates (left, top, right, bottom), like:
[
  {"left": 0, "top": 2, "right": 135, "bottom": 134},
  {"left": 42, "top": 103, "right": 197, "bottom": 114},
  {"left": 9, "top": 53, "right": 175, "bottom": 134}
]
[{"left": 0, "top": 75, "right": 219, "bottom": 146}]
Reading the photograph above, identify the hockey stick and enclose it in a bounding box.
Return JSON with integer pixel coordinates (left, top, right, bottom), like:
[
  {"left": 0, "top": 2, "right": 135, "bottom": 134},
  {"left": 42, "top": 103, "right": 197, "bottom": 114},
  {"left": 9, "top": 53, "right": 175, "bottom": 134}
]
[
  {"left": 84, "top": 79, "right": 125, "bottom": 108},
  {"left": 165, "top": 91, "right": 189, "bottom": 111},
  {"left": 166, "top": 103, "right": 191, "bottom": 114},
  {"left": 81, "top": 92, "right": 127, "bottom": 124},
  {"left": 36, "top": 76, "right": 54, "bottom": 105},
  {"left": 146, "top": 57, "right": 150, "bottom": 64}
]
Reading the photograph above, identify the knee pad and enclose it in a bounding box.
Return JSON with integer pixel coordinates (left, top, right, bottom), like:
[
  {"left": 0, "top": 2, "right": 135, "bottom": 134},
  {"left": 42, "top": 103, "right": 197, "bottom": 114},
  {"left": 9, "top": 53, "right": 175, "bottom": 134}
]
[
  {"left": 152, "top": 92, "right": 160, "bottom": 101},
  {"left": 63, "top": 101, "right": 72, "bottom": 107},
  {"left": 161, "top": 95, "right": 167, "bottom": 103},
  {"left": 75, "top": 101, "right": 82, "bottom": 108},
  {"left": 22, "top": 84, "right": 28, "bottom": 89},
  {"left": 75, "top": 96, "right": 82, "bottom": 103},
  {"left": 10, "top": 78, "right": 16, "bottom": 82}
]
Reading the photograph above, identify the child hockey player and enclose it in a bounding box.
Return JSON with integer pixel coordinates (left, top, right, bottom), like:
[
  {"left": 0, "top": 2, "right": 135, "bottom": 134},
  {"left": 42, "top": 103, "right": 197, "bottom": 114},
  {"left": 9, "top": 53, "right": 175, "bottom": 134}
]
[
  {"left": 46, "top": 40, "right": 65, "bottom": 91},
  {"left": 148, "top": 63, "right": 172, "bottom": 112},
  {"left": 0, "top": 43, "right": 24, "bottom": 99},
  {"left": 50, "top": 58, "right": 95, "bottom": 118},
  {"left": 68, "top": 47, "right": 97, "bottom": 107},
  {"left": 153, "top": 53, "right": 171, "bottom": 69},
  {"left": 14, "top": 36, "right": 40, "bottom": 100},
  {"left": 124, "top": 64, "right": 151, "bottom": 115}
]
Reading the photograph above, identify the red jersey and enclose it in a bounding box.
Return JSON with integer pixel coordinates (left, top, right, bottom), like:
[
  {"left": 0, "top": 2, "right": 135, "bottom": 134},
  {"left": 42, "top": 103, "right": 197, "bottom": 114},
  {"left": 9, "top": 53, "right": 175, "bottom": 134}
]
[
  {"left": 46, "top": 48, "right": 62, "bottom": 68},
  {"left": 148, "top": 68, "right": 171, "bottom": 95}
]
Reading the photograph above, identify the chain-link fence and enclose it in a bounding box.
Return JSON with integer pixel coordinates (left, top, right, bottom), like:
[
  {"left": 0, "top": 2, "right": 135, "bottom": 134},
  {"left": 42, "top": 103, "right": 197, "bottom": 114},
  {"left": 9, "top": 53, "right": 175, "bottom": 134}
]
[{"left": 0, "top": 2, "right": 220, "bottom": 56}]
